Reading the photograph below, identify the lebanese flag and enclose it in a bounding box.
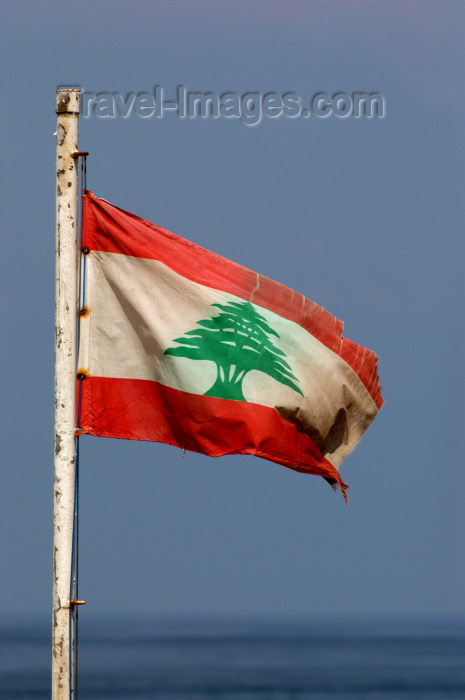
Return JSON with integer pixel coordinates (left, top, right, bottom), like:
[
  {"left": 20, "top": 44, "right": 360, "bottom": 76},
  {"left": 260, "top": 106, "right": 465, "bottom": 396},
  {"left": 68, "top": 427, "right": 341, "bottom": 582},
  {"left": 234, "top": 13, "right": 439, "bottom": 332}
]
[{"left": 77, "top": 191, "right": 383, "bottom": 498}]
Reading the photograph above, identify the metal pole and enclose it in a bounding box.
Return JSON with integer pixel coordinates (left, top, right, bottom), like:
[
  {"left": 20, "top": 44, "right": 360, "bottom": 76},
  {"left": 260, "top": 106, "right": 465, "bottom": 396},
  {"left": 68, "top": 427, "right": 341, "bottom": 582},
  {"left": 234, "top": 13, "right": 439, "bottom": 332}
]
[{"left": 53, "top": 88, "right": 80, "bottom": 700}]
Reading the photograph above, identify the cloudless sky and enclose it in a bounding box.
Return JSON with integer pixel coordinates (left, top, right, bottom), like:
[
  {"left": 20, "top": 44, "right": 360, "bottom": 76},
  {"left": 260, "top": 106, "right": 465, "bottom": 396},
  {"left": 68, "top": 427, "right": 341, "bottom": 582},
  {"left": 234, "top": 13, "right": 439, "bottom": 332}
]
[{"left": 1, "top": 0, "right": 464, "bottom": 623}]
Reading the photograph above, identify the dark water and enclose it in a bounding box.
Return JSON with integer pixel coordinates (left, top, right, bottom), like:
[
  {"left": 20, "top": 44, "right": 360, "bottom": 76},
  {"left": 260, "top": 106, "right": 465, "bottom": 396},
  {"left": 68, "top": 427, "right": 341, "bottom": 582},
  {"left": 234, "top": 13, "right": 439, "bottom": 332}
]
[{"left": 1, "top": 617, "right": 465, "bottom": 699}]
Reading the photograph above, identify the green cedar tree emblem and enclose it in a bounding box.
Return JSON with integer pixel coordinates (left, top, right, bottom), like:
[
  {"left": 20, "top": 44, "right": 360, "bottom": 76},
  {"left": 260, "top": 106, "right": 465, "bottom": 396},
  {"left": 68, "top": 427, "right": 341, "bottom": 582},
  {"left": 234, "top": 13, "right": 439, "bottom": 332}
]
[{"left": 164, "top": 300, "right": 303, "bottom": 402}]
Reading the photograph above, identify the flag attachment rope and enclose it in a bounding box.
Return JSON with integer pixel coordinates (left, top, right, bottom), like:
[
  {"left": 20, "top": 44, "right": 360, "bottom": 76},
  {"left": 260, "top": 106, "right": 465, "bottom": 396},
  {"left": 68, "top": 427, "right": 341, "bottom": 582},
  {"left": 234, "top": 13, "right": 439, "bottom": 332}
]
[{"left": 69, "top": 152, "right": 89, "bottom": 700}]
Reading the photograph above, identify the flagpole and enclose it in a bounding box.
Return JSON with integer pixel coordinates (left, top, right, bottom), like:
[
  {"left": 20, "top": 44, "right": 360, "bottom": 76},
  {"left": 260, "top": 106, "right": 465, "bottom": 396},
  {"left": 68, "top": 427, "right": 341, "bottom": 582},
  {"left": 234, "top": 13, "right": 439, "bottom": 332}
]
[{"left": 53, "top": 88, "right": 80, "bottom": 700}]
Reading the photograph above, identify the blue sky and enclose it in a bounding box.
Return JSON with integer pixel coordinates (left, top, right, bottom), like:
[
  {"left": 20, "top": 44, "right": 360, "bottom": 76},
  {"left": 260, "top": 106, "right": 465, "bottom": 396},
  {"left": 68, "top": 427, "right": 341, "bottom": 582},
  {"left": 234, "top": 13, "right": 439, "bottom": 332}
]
[{"left": 1, "top": 0, "right": 464, "bottom": 621}]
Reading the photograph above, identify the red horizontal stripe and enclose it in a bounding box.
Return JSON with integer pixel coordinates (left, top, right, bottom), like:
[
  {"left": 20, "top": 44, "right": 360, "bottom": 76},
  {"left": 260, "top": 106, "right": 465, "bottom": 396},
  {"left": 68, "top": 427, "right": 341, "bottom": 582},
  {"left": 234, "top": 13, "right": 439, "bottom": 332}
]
[
  {"left": 82, "top": 191, "right": 382, "bottom": 409},
  {"left": 78, "top": 376, "right": 348, "bottom": 498}
]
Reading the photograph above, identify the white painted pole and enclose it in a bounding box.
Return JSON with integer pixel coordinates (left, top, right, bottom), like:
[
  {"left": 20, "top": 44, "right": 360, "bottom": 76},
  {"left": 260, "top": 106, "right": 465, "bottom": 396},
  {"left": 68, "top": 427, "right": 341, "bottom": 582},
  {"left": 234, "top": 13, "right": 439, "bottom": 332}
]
[{"left": 53, "top": 88, "right": 80, "bottom": 700}]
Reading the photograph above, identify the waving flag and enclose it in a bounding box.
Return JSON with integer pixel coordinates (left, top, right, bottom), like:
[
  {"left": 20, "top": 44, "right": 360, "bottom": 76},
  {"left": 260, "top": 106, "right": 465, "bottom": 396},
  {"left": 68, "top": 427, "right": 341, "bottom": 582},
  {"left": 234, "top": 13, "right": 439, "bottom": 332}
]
[{"left": 77, "top": 191, "right": 382, "bottom": 498}]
